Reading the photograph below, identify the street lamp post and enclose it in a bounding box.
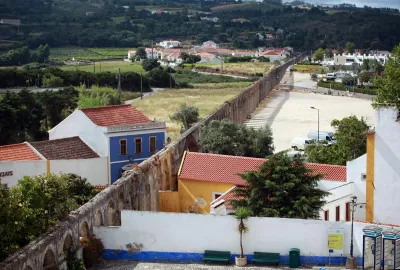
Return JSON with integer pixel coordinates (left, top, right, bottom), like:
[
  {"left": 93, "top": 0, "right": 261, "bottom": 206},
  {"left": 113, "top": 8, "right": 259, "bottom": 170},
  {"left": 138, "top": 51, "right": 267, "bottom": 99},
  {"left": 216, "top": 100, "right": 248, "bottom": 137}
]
[
  {"left": 350, "top": 196, "right": 357, "bottom": 258},
  {"left": 310, "top": 106, "right": 320, "bottom": 142}
]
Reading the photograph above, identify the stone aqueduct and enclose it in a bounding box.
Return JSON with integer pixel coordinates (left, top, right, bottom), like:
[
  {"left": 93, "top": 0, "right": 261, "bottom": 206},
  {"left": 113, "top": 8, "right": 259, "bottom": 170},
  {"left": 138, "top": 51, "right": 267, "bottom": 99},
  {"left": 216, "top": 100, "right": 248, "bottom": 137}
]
[{"left": 0, "top": 53, "right": 306, "bottom": 270}]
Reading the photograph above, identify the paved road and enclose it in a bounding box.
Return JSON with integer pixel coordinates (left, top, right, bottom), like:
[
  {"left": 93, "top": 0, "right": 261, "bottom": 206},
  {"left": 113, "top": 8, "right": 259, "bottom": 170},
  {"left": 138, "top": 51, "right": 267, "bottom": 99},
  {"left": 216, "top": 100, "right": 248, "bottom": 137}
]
[{"left": 124, "top": 88, "right": 165, "bottom": 104}]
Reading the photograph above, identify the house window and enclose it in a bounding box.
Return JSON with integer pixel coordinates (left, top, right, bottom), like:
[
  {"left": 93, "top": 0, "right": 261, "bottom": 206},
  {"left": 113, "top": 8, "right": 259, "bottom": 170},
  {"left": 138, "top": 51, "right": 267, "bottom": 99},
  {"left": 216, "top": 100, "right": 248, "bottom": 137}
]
[
  {"left": 324, "top": 210, "right": 329, "bottom": 221},
  {"left": 120, "top": 139, "right": 127, "bottom": 156},
  {"left": 212, "top": 192, "right": 223, "bottom": 201},
  {"left": 336, "top": 206, "right": 340, "bottom": 221},
  {"left": 346, "top": 202, "right": 351, "bottom": 221},
  {"left": 135, "top": 138, "right": 142, "bottom": 154},
  {"left": 361, "top": 173, "right": 367, "bottom": 181},
  {"left": 149, "top": 136, "right": 156, "bottom": 153}
]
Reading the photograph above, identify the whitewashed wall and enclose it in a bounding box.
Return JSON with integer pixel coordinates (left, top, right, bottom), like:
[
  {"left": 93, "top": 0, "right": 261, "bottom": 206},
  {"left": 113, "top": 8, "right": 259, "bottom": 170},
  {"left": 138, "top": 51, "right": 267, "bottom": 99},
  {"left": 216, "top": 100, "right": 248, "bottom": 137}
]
[
  {"left": 347, "top": 154, "right": 366, "bottom": 221},
  {"left": 0, "top": 161, "right": 47, "bottom": 187},
  {"left": 48, "top": 110, "right": 109, "bottom": 157},
  {"left": 320, "top": 182, "right": 352, "bottom": 221},
  {"left": 318, "top": 180, "right": 345, "bottom": 191},
  {"left": 94, "top": 211, "right": 370, "bottom": 258},
  {"left": 374, "top": 107, "right": 400, "bottom": 224},
  {"left": 50, "top": 158, "right": 108, "bottom": 186}
]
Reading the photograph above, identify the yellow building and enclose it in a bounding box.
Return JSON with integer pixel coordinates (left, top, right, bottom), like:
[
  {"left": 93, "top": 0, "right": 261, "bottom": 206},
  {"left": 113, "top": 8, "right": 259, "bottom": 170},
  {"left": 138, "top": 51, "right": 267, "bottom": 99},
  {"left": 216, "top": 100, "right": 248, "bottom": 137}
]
[{"left": 175, "top": 151, "right": 346, "bottom": 214}]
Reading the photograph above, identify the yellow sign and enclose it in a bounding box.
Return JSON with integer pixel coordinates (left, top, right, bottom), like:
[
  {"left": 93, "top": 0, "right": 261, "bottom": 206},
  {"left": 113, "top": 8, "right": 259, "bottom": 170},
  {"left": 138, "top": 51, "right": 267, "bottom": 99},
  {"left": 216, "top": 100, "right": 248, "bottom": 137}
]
[{"left": 328, "top": 228, "right": 344, "bottom": 254}]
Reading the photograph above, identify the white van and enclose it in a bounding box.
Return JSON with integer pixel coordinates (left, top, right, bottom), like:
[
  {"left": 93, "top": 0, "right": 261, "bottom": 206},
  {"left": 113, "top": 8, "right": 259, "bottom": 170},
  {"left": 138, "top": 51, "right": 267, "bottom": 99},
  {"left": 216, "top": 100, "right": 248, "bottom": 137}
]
[
  {"left": 291, "top": 138, "right": 313, "bottom": 151},
  {"left": 307, "top": 131, "right": 336, "bottom": 144},
  {"left": 325, "top": 73, "right": 336, "bottom": 80}
]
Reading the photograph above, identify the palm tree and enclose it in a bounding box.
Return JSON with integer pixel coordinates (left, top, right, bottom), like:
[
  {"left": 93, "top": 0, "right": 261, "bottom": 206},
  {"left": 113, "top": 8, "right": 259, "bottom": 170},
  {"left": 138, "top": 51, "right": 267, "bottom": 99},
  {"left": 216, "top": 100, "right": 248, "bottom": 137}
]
[{"left": 235, "top": 207, "right": 252, "bottom": 258}]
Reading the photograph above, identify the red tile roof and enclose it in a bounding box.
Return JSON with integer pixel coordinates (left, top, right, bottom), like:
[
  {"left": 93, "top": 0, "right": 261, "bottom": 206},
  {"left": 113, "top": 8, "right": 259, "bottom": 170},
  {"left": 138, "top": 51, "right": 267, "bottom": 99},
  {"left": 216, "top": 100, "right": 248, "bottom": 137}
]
[
  {"left": 30, "top": 137, "right": 99, "bottom": 160},
  {"left": 81, "top": 105, "right": 152, "bottom": 127},
  {"left": 0, "top": 143, "right": 42, "bottom": 161},
  {"left": 179, "top": 152, "right": 347, "bottom": 185}
]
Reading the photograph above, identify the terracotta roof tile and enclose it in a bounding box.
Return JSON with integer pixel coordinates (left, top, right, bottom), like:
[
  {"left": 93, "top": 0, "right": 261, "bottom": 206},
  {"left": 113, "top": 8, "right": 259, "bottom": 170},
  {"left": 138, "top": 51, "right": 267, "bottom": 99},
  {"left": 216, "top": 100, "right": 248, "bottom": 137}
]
[
  {"left": 179, "top": 152, "right": 347, "bottom": 185},
  {"left": 81, "top": 105, "right": 152, "bottom": 127},
  {"left": 30, "top": 137, "right": 99, "bottom": 160},
  {"left": 0, "top": 143, "right": 42, "bottom": 161}
]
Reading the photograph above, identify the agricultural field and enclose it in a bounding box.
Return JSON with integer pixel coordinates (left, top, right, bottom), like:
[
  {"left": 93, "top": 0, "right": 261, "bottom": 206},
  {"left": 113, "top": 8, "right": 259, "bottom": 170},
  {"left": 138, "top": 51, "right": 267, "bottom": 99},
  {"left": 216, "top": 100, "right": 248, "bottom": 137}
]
[
  {"left": 50, "top": 47, "right": 130, "bottom": 61},
  {"left": 291, "top": 64, "right": 323, "bottom": 73},
  {"left": 195, "top": 62, "right": 274, "bottom": 76},
  {"left": 132, "top": 82, "right": 252, "bottom": 140},
  {"left": 60, "top": 61, "right": 145, "bottom": 74}
]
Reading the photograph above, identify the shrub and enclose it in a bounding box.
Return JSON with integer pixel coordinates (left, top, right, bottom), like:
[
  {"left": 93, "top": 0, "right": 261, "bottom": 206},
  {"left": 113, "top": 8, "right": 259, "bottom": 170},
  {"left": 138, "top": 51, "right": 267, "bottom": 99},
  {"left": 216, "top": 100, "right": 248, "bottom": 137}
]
[
  {"left": 82, "top": 236, "right": 104, "bottom": 268},
  {"left": 42, "top": 74, "right": 64, "bottom": 87}
]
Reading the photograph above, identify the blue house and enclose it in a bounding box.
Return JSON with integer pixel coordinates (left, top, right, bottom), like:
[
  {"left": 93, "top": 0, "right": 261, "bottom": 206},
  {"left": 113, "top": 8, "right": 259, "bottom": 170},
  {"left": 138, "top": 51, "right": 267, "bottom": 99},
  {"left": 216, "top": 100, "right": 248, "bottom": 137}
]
[{"left": 49, "top": 105, "right": 166, "bottom": 184}]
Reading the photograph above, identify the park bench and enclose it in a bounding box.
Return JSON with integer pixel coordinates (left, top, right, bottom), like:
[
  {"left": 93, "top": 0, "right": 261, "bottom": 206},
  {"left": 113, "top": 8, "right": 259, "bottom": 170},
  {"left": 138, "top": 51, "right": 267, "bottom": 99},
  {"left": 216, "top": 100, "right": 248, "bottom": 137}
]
[
  {"left": 252, "top": 252, "right": 280, "bottom": 265},
  {"left": 203, "top": 250, "right": 231, "bottom": 264}
]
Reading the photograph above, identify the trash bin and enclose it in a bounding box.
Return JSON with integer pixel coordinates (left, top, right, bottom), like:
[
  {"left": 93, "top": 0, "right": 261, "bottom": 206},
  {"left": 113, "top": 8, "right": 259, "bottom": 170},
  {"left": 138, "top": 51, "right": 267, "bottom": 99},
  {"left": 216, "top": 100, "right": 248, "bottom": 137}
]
[{"left": 289, "top": 248, "right": 300, "bottom": 268}]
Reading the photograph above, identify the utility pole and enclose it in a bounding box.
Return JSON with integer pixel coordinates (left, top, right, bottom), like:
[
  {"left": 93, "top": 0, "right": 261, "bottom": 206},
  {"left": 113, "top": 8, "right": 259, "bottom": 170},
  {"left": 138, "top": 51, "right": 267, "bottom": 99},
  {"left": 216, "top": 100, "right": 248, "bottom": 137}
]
[
  {"left": 140, "top": 73, "right": 143, "bottom": 100},
  {"left": 93, "top": 62, "right": 96, "bottom": 74},
  {"left": 115, "top": 68, "right": 121, "bottom": 92}
]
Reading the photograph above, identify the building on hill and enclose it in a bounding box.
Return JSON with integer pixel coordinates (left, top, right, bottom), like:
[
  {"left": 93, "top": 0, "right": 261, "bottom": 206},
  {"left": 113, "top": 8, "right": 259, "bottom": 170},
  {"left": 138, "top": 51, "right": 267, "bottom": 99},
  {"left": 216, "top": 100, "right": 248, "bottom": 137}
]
[
  {"left": 332, "top": 52, "right": 391, "bottom": 66},
  {"left": 172, "top": 151, "right": 363, "bottom": 219},
  {"left": 0, "top": 137, "right": 107, "bottom": 188},
  {"left": 200, "top": 16, "right": 219, "bottom": 23},
  {"left": 158, "top": 40, "right": 181, "bottom": 49},
  {"left": 202, "top": 40, "right": 218, "bottom": 49},
  {"left": 0, "top": 18, "right": 20, "bottom": 26},
  {"left": 48, "top": 105, "right": 166, "bottom": 184},
  {"left": 231, "top": 18, "right": 250, "bottom": 23}
]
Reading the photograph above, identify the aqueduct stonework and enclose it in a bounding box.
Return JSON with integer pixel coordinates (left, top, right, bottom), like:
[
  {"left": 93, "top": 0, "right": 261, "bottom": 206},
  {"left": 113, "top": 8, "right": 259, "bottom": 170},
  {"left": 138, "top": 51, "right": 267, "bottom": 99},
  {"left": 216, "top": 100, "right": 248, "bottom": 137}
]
[{"left": 0, "top": 53, "right": 306, "bottom": 270}]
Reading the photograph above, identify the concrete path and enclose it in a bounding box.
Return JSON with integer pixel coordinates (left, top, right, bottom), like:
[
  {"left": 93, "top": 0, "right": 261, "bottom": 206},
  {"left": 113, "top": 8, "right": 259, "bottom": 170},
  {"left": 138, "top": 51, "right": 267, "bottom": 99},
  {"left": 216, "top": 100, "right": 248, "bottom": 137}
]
[{"left": 91, "top": 261, "right": 345, "bottom": 270}]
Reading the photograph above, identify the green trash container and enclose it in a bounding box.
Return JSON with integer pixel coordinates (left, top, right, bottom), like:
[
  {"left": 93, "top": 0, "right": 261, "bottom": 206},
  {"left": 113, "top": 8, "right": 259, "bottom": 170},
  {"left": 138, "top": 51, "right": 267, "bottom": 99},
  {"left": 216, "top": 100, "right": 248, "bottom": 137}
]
[{"left": 289, "top": 248, "right": 300, "bottom": 268}]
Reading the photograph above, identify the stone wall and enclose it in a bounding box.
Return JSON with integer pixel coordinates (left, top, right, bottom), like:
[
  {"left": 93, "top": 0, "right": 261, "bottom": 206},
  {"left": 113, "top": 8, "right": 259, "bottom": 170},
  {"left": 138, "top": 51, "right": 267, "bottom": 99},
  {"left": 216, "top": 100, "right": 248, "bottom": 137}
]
[{"left": 0, "top": 53, "right": 306, "bottom": 270}]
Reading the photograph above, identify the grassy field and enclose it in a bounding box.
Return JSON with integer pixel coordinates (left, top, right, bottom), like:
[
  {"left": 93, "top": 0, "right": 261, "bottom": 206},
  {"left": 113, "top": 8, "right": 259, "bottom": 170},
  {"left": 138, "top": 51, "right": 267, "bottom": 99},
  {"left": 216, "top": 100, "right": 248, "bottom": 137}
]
[
  {"left": 132, "top": 82, "right": 252, "bottom": 140},
  {"left": 50, "top": 47, "right": 130, "bottom": 61},
  {"left": 60, "top": 61, "right": 145, "bottom": 74},
  {"left": 195, "top": 62, "right": 274, "bottom": 75},
  {"left": 291, "top": 64, "right": 323, "bottom": 73}
]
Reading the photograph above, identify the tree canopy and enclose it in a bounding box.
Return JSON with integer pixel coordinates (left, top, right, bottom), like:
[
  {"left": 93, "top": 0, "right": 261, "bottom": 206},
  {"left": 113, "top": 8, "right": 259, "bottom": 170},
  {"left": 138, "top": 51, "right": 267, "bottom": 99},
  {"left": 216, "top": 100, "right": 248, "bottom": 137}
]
[
  {"left": 306, "top": 116, "right": 370, "bottom": 165},
  {"left": 374, "top": 44, "right": 400, "bottom": 108},
  {"left": 231, "top": 152, "right": 329, "bottom": 219},
  {"left": 170, "top": 103, "right": 199, "bottom": 131},
  {"left": 200, "top": 119, "right": 274, "bottom": 158}
]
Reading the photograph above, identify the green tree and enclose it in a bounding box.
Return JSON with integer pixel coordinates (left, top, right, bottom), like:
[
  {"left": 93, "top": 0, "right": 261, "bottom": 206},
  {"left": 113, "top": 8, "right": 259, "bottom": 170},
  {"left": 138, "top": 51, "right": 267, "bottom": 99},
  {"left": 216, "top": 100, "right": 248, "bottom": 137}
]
[
  {"left": 313, "top": 48, "right": 325, "bottom": 62},
  {"left": 231, "top": 153, "right": 328, "bottom": 218},
  {"left": 142, "top": 59, "right": 160, "bottom": 71},
  {"left": 170, "top": 103, "right": 199, "bottom": 131},
  {"left": 306, "top": 116, "right": 370, "bottom": 165},
  {"left": 136, "top": 47, "right": 147, "bottom": 59},
  {"left": 200, "top": 119, "right": 274, "bottom": 158},
  {"left": 42, "top": 74, "right": 64, "bottom": 87},
  {"left": 67, "top": 174, "right": 99, "bottom": 206},
  {"left": 374, "top": 45, "right": 400, "bottom": 108},
  {"left": 325, "top": 49, "right": 333, "bottom": 59},
  {"left": 345, "top": 42, "right": 355, "bottom": 54},
  {"left": 362, "top": 59, "right": 370, "bottom": 71},
  {"left": 36, "top": 44, "right": 50, "bottom": 63},
  {"left": 184, "top": 54, "right": 201, "bottom": 64},
  {"left": 235, "top": 207, "right": 251, "bottom": 259},
  {"left": 147, "top": 68, "right": 175, "bottom": 87}
]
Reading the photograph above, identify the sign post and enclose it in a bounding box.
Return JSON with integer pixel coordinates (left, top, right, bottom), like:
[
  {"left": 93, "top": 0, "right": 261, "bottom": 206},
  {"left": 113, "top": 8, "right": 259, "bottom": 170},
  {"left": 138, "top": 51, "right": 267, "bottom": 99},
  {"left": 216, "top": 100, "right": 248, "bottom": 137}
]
[{"left": 328, "top": 228, "right": 344, "bottom": 265}]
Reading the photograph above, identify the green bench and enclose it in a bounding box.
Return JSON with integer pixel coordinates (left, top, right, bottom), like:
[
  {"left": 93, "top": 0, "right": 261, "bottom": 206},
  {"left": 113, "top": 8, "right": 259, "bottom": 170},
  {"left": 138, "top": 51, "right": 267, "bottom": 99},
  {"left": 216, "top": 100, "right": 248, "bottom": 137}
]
[
  {"left": 203, "top": 250, "right": 231, "bottom": 264},
  {"left": 252, "top": 252, "right": 280, "bottom": 265}
]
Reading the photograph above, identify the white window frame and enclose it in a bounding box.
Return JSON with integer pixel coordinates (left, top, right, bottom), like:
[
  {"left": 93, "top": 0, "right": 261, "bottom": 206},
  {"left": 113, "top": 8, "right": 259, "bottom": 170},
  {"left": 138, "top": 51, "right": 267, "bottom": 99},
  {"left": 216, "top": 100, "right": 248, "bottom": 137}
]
[{"left": 212, "top": 192, "right": 223, "bottom": 201}]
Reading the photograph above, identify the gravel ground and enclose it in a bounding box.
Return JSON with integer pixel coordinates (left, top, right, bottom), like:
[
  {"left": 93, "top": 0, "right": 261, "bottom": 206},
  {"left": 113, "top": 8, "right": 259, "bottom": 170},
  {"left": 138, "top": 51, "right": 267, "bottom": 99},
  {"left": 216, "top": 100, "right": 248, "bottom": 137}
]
[
  {"left": 91, "top": 261, "right": 346, "bottom": 270},
  {"left": 244, "top": 69, "right": 375, "bottom": 152}
]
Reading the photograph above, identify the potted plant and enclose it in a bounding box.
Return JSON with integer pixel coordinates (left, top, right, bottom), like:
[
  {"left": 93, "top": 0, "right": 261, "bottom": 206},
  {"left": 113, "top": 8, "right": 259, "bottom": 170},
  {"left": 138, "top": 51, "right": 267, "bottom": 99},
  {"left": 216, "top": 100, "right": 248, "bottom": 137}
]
[{"left": 235, "top": 207, "right": 251, "bottom": 266}]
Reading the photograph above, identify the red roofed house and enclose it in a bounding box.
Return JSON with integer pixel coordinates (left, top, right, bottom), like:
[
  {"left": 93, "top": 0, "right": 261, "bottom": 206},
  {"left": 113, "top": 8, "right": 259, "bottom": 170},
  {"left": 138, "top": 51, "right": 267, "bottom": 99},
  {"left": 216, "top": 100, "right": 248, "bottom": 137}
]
[
  {"left": 49, "top": 105, "right": 166, "bottom": 184},
  {"left": 176, "top": 151, "right": 361, "bottom": 220}
]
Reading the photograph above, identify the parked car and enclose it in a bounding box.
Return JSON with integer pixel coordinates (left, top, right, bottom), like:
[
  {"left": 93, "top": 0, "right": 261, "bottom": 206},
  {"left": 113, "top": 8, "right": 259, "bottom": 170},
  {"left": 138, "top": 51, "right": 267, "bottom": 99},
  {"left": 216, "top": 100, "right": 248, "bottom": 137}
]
[
  {"left": 325, "top": 73, "right": 337, "bottom": 80},
  {"left": 307, "top": 131, "right": 336, "bottom": 144},
  {"left": 291, "top": 138, "right": 313, "bottom": 151}
]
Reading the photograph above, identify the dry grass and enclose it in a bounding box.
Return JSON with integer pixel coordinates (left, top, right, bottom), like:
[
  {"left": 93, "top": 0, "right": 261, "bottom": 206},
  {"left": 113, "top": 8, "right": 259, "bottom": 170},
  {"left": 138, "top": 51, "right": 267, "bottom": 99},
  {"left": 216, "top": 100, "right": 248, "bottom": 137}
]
[
  {"left": 131, "top": 82, "right": 252, "bottom": 140},
  {"left": 196, "top": 62, "right": 274, "bottom": 75}
]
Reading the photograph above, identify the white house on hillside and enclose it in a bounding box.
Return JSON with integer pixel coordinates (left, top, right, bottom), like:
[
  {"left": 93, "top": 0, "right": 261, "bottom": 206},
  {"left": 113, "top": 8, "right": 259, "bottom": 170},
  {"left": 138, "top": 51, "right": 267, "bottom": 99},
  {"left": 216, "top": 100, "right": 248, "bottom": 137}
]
[{"left": 159, "top": 40, "right": 181, "bottom": 48}]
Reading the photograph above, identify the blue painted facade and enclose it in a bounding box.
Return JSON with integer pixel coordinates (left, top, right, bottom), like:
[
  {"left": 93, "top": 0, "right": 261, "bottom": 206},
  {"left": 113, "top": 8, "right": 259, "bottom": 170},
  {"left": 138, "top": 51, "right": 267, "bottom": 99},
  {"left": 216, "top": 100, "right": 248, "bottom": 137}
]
[
  {"left": 109, "top": 132, "right": 165, "bottom": 183},
  {"left": 103, "top": 250, "right": 363, "bottom": 265}
]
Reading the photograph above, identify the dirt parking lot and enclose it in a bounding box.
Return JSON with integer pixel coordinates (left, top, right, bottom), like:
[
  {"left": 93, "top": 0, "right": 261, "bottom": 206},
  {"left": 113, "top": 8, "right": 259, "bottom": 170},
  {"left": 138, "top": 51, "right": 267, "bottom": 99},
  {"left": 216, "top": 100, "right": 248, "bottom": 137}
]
[{"left": 245, "top": 90, "right": 375, "bottom": 152}]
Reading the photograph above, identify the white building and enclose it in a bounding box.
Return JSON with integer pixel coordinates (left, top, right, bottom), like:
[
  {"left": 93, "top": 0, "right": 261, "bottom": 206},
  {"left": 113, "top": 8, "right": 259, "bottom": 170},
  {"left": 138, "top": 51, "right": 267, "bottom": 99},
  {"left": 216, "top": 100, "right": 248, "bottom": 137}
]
[
  {"left": 0, "top": 138, "right": 108, "bottom": 188},
  {"left": 366, "top": 107, "right": 400, "bottom": 225},
  {"left": 202, "top": 40, "right": 218, "bottom": 49},
  {"left": 159, "top": 40, "right": 181, "bottom": 49},
  {"left": 200, "top": 16, "right": 219, "bottom": 23},
  {"left": 332, "top": 52, "right": 391, "bottom": 66},
  {"left": 49, "top": 105, "right": 166, "bottom": 184}
]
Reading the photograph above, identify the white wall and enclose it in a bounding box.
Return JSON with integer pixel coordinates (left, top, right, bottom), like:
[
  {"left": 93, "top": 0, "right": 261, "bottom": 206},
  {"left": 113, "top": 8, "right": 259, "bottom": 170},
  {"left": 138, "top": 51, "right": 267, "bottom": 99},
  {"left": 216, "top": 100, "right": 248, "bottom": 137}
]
[
  {"left": 50, "top": 158, "right": 108, "bottom": 186},
  {"left": 320, "top": 183, "right": 352, "bottom": 221},
  {"left": 49, "top": 110, "right": 109, "bottom": 157},
  {"left": 347, "top": 154, "right": 366, "bottom": 221},
  {"left": 94, "top": 210, "right": 372, "bottom": 258},
  {"left": 318, "top": 180, "right": 345, "bottom": 191},
  {"left": 374, "top": 107, "right": 400, "bottom": 224},
  {"left": 0, "top": 161, "right": 47, "bottom": 187}
]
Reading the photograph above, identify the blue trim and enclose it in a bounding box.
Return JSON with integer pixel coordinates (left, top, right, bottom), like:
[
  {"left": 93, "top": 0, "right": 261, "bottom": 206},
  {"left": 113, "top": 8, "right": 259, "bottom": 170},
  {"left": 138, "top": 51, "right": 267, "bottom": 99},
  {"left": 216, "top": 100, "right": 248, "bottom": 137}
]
[{"left": 103, "top": 250, "right": 363, "bottom": 265}]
